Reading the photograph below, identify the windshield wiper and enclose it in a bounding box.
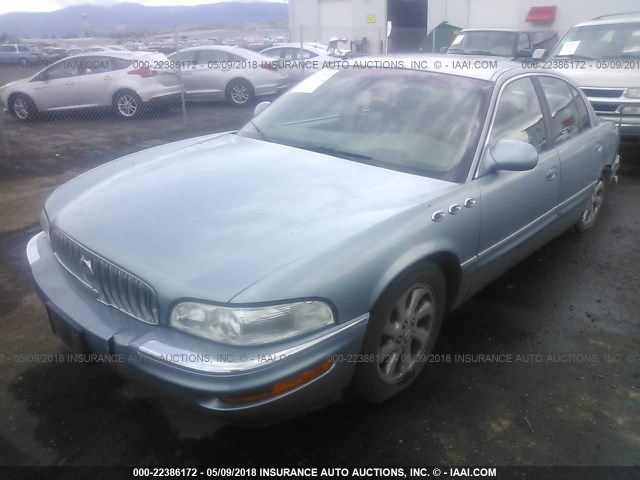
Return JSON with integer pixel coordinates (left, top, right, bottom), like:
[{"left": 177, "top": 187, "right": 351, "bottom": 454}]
[
  {"left": 294, "top": 144, "right": 373, "bottom": 162},
  {"left": 554, "top": 54, "right": 594, "bottom": 61},
  {"left": 249, "top": 120, "right": 269, "bottom": 141},
  {"left": 600, "top": 53, "right": 640, "bottom": 60},
  {"left": 469, "top": 50, "right": 503, "bottom": 56}
]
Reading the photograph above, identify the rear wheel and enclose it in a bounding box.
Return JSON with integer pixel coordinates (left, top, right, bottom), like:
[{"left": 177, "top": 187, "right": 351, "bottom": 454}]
[
  {"left": 226, "top": 79, "right": 254, "bottom": 107},
  {"left": 113, "top": 90, "right": 143, "bottom": 119},
  {"left": 575, "top": 175, "right": 606, "bottom": 232},
  {"left": 9, "top": 94, "right": 37, "bottom": 121},
  {"left": 353, "top": 263, "right": 445, "bottom": 403}
]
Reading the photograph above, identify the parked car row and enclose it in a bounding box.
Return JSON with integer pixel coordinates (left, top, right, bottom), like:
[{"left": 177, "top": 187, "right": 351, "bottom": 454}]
[
  {"left": 441, "top": 12, "right": 640, "bottom": 150},
  {"left": 0, "top": 44, "right": 44, "bottom": 65},
  {"left": 0, "top": 43, "right": 350, "bottom": 116}
]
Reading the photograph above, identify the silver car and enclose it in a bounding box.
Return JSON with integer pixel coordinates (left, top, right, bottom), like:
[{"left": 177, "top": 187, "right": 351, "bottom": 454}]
[
  {"left": 0, "top": 52, "right": 181, "bottom": 120},
  {"left": 27, "top": 57, "right": 619, "bottom": 422},
  {"left": 167, "top": 46, "right": 289, "bottom": 106},
  {"left": 544, "top": 13, "right": 640, "bottom": 151},
  {"left": 260, "top": 43, "right": 344, "bottom": 83}
]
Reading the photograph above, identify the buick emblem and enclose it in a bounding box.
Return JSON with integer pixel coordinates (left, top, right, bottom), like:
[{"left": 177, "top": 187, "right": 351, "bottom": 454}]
[{"left": 79, "top": 254, "right": 94, "bottom": 284}]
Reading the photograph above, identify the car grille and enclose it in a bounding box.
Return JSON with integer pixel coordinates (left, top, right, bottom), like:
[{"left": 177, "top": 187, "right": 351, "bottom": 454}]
[
  {"left": 581, "top": 88, "right": 625, "bottom": 99},
  {"left": 590, "top": 102, "right": 620, "bottom": 113},
  {"left": 50, "top": 228, "right": 159, "bottom": 324}
]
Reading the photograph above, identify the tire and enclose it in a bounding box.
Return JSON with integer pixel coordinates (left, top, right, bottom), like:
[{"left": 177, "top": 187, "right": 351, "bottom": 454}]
[
  {"left": 113, "top": 90, "right": 143, "bottom": 119},
  {"left": 353, "top": 263, "right": 446, "bottom": 403},
  {"left": 575, "top": 174, "right": 606, "bottom": 232},
  {"left": 226, "top": 79, "right": 254, "bottom": 107},
  {"left": 9, "top": 94, "right": 37, "bottom": 121}
]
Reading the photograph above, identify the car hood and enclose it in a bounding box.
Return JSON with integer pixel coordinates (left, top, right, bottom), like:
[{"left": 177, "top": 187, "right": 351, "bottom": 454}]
[
  {"left": 50, "top": 134, "right": 453, "bottom": 303},
  {"left": 552, "top": 66, "right": 640, "bottom": 88}
]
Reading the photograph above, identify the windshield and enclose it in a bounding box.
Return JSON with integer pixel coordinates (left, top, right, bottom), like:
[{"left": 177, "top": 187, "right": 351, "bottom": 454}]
[
  {"left": 550, "top": 22, "right": 640, "bottom": 59},
  {"left": 238, "top": 68, "right": 491, "bottom": 182},
  {"left": 447, "top": 31, "right": 517, "bottom": 56}
]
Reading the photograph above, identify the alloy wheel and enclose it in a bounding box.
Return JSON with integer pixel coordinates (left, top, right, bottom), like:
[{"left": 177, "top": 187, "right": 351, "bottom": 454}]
[{"left": 377, "top": 284, "right": 437, "bottom": 384}]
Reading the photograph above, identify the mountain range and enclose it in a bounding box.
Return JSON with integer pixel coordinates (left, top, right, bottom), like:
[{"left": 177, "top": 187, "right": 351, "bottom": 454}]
[{"left": 0, "top": 2, "right": 289, "bottom": 38}]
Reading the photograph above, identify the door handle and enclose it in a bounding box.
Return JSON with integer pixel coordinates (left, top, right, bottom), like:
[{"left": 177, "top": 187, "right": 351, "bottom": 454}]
[
  {"left": 546, "top": 166, "right": 558, "bottom": 181},
  {"left": 65, "top": 81, "right": 74, "bottom": 86},
  {"left": 103, "top": 76, "right": 112, "bottom": 80},
  {"left": 595, "top": 143, "right": 604, "bottom": 153}
]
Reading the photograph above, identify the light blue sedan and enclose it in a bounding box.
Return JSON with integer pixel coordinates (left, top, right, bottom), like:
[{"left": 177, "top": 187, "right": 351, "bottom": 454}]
[{"left": 27, "top": 56, "right": 619, "bottom": 421}]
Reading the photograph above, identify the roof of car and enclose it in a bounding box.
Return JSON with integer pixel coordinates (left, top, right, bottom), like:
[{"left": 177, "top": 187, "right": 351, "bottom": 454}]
[
  {"left": 358, "top": 54, "right": 521, "bottom": 82},
  {"left": 460, "top": 28, "right": 554, "bottom": 34},
  {"left": 573, "top": 13, "right": 640, "bottom": 27},
  {"left": 176, "top": 45, "right": 251, "bottom": 52}
]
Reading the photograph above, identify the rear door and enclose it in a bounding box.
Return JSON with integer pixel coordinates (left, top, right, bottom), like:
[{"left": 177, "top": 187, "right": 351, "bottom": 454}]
[
  {"left": 537, "top": 76, "right": 606, "bottom": 232},
  {"left": 71, "top": 56, "right": 116, "bottom": 106},
  {"left": 473, "top": 76, "right": 560, "bottom": 292}
]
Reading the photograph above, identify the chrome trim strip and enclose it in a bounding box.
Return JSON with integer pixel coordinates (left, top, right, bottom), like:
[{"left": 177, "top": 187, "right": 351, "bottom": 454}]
[
  {"left": 460, "top": 256, "right": 476, "bottom": 269},
  {"left": 26, "top": 232, "right": 44, "bottom": 264},
  {"left": 138, "top": 313, "right": 370, "bottom": 374},
  {"left": 478, "top": 206, "right": 556, "bottom": 259},
  {"left": 556, "top": 182, "right": 595, "bottom": 214}
]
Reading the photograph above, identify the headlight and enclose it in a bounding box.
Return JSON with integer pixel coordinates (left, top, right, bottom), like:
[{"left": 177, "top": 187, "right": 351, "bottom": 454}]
[
  {"left": 170, "top": 300, "right": 334, "bottom": 345},
  {"left": 624, "top": 88, "right": 640, "bottom": 99},
  {"left": 39, "top": 209, "right": 50, "bottom": 236}
]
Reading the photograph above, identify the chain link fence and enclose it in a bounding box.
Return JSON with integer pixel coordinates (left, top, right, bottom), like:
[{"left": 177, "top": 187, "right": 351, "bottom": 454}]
[{"left": 0, "top": 23, "right": 443, "bottom": 183}]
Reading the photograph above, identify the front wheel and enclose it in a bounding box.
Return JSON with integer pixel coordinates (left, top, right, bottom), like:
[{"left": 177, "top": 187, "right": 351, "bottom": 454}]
[
  {"left": 575, "top": 175, "right": 606, "bottom": 232},
  {"left": 226, "top": 79, "right": 254, "bottom": 107},
  {"left": 113, "top": 91, "right": 143, "bottom": 119},
  {"left": 352, "top": 263, "right": 446, "bottom": 403},
  {"left": 9, "top": 94, "right": 37, "bottom": 121}
]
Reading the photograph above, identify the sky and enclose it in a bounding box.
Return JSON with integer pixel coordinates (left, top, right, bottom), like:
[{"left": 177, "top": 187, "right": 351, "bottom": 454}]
[{"left": 0, "top": 0, "right": 282, "bottom": 16}]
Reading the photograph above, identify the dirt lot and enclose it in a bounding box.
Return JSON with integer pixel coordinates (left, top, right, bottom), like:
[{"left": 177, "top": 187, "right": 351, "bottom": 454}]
[{"left": 0, "top": 86, "right": 639, "bottom": 469}]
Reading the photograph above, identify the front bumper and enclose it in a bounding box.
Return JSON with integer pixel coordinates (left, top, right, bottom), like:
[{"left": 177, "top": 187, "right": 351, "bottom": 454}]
[
  {"left": 27, "top": 232, "right": 368, "bottom": 422},
  {"left": 596, "top": 113, "right": 640, "bottom": 146}
]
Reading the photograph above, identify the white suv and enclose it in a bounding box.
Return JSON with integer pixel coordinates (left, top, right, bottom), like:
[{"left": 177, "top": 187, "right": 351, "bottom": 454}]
[
  {"left": 0, "top": 51, "right": 181, "bottom": 120},
  {"left": 547, "top": 13, "right": 640, "bottom": 152}
]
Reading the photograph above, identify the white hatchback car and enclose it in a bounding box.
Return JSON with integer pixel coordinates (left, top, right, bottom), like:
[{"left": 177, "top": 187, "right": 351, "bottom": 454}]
[
  {"left": 0, "top": 52, "right": 181, "bottom": 120},
  {"left": 168, "top": 46, "right": 290, "bottom": 106}
]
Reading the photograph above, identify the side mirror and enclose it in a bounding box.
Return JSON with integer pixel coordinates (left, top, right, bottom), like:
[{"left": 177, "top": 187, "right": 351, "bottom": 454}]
[
  {"left": 440, "top": 47, "right": 448, "bottom": 53},
  {"left": 39, "top": 72, "right": 49, "bottom": 81},
  {"left": 516, "top": 49, "right": 533, "bottom": 58},
  {"left": 484, "top": 139, "right": 538, "bottom": 173},
  {"left": 253, "top": 101, "right": 271, "bottom": 117},
  {"left": 532, "top": 48, "right": 546, "bottom": 59}
]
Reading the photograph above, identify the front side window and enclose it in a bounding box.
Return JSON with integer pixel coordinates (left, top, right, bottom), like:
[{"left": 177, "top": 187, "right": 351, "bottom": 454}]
[
  {"left": 517, "top": 34, "right": 531, "bottom": 52},
  {"left": 41, "top": 60, "right": 82, "bottom": 80},
  {"left": 239, "top": 68, "right": 491, "bottom": 182},
  {"left": 550, "top": 22, "right": 640, "bottom": 59},
  {"left": 489, "top": 77, "right": 547, "bottom": 151},
  {"left": 538, "top": 76, "right": 581, "bottom": 145}
]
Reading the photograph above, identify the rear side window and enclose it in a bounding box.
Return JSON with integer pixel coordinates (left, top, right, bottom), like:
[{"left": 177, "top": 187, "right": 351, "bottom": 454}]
[
  {"left": 261, "top": 48, "right": 281, "bottom": 58},
  {"left": 570, "top": 87, "right": 591, "bottom": 130},
  {"left": 490, "top": 77, "right": 547, "bottom": 151},
  {"left": 538, "top": 77, "right": 582, "bottom": 145},
  {"left": 18, "top": 46, "right": 29, "bottom": 52}
]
